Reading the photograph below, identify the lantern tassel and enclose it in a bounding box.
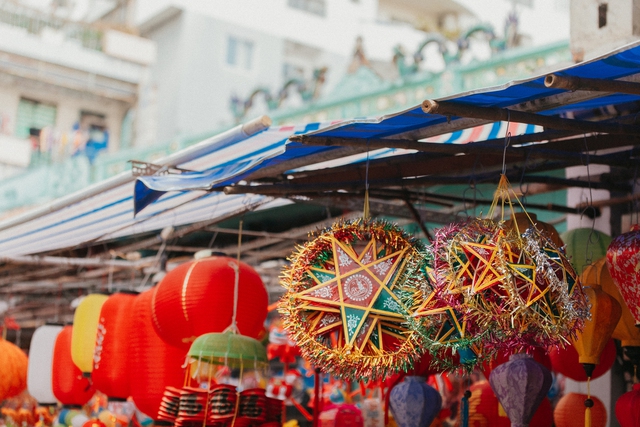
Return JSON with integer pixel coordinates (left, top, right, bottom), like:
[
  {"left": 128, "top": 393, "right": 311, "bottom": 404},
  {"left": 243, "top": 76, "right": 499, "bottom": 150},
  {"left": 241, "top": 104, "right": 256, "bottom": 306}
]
[
  {"left": 461, "top": 390, "right": 471, "bottom": 427},
  {"left": 584, "top": 377, "right": 593, "bottom": 427}
]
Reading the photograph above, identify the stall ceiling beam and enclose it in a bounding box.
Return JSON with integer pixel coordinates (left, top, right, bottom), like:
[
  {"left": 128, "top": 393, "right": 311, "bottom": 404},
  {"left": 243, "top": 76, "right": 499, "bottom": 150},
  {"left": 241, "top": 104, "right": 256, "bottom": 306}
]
[
  {"left": 545, "top": 73, "right": 640, "bottom": 95},
  {"left": 0, "top": 255, "right": 155, "bottom": 268},
  {"left": 421, "top": 100, "right": 640, "bottom": 136}
]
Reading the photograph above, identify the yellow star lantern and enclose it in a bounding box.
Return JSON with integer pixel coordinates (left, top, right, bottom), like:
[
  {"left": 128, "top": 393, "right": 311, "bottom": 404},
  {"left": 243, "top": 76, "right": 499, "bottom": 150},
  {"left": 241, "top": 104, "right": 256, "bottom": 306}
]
[{"left": 279, "top": 218, "right": 430, "bottom": 381}]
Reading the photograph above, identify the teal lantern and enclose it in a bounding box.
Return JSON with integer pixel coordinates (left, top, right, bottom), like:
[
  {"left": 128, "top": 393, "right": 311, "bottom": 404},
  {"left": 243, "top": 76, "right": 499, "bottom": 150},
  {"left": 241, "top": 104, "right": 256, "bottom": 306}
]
[{"left": 561, "top": 228, "right": 612, "bottom": 274}]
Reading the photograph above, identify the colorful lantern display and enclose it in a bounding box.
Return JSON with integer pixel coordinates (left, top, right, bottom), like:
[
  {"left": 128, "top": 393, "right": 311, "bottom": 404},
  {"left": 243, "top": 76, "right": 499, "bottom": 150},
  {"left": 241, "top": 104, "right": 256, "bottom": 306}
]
[
  {"left": 129, "top": 289, "right": 185, "bottom": 419},
  {"left": 389, "top": 376, "right": 442, "bottom": 427},
  {"left": 489, "top": 353, "right": 552, "bottom": 427},
  {"left": 616, "top": 383, "right": 640, "bottom": 427},
  {"left": 27, "top": 323, "right": 63, "bottom": 405},
  {"left": 409, "top": 176, "right": 588, "bottom": 370},
  {"left": 0, "top": 336, "right": 28, "bottom": 402},
  {"left": 152, "top": 256, "right": 268, "bottom": 350},
  {"left": 280, "top": 218, "right": 430, "bottom": 381},
  {"left": 92, "top": 291, "right": 137, "bottom": 400},
  {"left": 606, "top": 225, "right": 640, "bottom": 325},
  {"left": 561, "top": 228, "right": 612, "bottom": 274},
  {"left": 468, "top": 380, "right": 553, "bottom": 427},
  {"left": 52, "top": 326, "right": 95, "bottom": 406},
  {"left": 583, "top": 258, "right": 640, "bottom": 347},
  {"left": 554, "top": 393, "right": 607, "bottom": 427},
  {"left": 549, "top": 338, "right": 616, "bottom": 382},
  {"left": 71, "top": 293, "right": 108, "bottom": 375}
]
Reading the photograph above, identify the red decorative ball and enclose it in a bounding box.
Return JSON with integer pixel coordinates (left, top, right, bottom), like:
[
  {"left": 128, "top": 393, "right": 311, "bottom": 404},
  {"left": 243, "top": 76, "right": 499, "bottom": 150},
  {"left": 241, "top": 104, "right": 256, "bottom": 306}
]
[
  {"left": 82, "top": 420, "right": 107, "bottom": 427},
  {"left": 92, "top": 292, "right": 137, "bottom": 399},
  {"left": 152, "top": 256, "right": 268, "bottom": 349},
  {"left": 52, "top": 326, "right": 95, "bottom": 406},
  {"left": 616, "top": 383, "right": 640, "bottom": 427},
  {"left": 554, "top": 393, "right": 607, "bottom": 427},
  {"left": 549, "top": 339, "right": 616, "bottom": 381}
]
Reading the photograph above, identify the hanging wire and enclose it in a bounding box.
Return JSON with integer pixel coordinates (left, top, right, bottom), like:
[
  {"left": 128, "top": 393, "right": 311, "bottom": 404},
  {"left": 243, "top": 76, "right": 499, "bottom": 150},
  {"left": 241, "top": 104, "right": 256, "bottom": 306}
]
[
  {"left": 581, "top": 134, "right": 597, "bottom": 269},
  {"left": 501, "top": 111, "right": 512, "bottom": 176},
  {"left": 363, "top": 139, "right": 371, "bottom": 219}
]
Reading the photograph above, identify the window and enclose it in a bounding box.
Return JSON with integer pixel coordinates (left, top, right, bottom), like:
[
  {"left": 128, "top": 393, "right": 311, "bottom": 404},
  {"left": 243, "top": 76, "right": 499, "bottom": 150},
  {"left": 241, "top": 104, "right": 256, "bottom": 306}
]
[
  {"left": 15, "top": 98, "right": 57, "bottom": 139},
  {"left": 288, "top": 0, "right": 326, "bottom": 16},
  {"left": 226, "top": 36, "right": 254, "bottom": 70}
]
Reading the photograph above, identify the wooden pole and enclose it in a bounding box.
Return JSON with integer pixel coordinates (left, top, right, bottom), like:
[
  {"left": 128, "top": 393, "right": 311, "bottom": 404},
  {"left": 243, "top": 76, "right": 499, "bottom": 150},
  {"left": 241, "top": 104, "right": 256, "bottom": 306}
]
[{"left": 544, "top": 73, "right": 640, "bottom": 96}]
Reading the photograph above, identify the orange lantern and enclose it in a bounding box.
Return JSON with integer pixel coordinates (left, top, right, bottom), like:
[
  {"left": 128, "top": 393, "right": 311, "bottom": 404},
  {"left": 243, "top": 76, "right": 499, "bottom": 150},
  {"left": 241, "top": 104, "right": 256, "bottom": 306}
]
[
  {"left": 129, "top": 288, "right": 185, "bottom": 419},
  {"left": 151, "top": 256, "right": 268, "bottom": 349},
  {"left": 506, "top": 212, "right": 564, "bottom": 248},
  {"left": 92, "top": 291, "right": 138, "bottom": 400},
  {"left": 52, "top": 326, "right": 95, "bottom": 406},
  {"left": 0, "top": 336, "right": 28, "bottom": 402},
  {"left": 554, "top": 393, "right": 607, "bottom": 427},
  {"left": 583, "top": 258, "right": 640, "bottom": 347},
  {"left": 572, "top": 284, "right": 621, "bottom": 377}
]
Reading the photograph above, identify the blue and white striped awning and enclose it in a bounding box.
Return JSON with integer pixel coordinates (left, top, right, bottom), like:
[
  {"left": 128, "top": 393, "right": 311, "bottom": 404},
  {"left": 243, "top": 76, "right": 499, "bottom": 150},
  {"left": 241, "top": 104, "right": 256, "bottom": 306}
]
[{"left": 2, "top": 41, "right": 640, "bottom": 257}]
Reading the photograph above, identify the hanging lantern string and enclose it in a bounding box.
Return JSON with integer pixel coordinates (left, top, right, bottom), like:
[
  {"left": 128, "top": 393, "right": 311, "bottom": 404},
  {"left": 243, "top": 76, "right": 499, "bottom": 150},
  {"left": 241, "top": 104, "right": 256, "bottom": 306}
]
[
  {"left": 460, "top": 375, "right": 471, "bottom": 427},
  {"left": 225, "top": 220, "right": 243, "bottom": 335},
  {"left": 501, "top": 111, "right": 512, "bottom": 176},
  {"left": 582, "top": 134, "right": 597, "bottom": 269},
  {"left": 363, "top": 139, "right": 371, "bottom": 219},
  {"left": 584, "top": 377, "right": 593, "bottom": 427}
]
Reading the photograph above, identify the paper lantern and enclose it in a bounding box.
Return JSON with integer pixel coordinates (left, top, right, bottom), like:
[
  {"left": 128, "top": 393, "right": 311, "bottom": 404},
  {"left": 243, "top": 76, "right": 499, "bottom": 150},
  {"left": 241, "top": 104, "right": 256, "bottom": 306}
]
[
  {"left": 71, "top": 293, "right": 108, "bottom": 375},
  {"left": 27, "top": 323, "right": 63, "bottom": 405},
  {"left": 507, "top": 212, "right": 564, "bottom": 248},
  {"left": 562, "top": 228, "right": 612, "bottom": 274},
  {"left": 583, "top": 258, "right": 640, "bottom": 347},
  {"left": 572, "top": 284, "right": 621, "bottom": 376},
  {"left": 92, "top": 292, "right": 137, "bottom": 400},
  {"left": 319, "top": 404, "right": 364, "bottom": 427},
  {"left": 129, "top": 288, "right": 185, "bottom": 419},
  {"left": 52, "top": 326, "right": 95, "bottom": 406},
  {"left": 616, "top": 383, "right": 640, "bottom": 427},
  {"left": 389, "top": 376, "right": 442, "bottom": 427},
  {"left": 549, "top": 338, "right": 616, "bottom": 382},
  {"left": 152, "top": 256, "right": 268, "bottom": 350},
  {"left": 554, "top": 393, "right": 607, "bottom": 427},
  {"left": 468, "top": 380, "right": 553, "bottom": 427},
  {"left": 489, "top": 353, "right": 552, "bottom": 427},
  {"left": 0, "top": 336, "right": 28, "bottom": 402},
  {"left": 607, "top": 225, "right": 640, "bottom": 324},
  {"left": 280, "top": 218, "right": 430, "bottom": 381}
]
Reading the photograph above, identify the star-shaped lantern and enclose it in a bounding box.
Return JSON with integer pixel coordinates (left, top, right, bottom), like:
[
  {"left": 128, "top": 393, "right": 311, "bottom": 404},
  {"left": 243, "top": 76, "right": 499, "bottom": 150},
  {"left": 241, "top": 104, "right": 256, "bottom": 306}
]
[{"left": 279, "top": 219, "right": 430, "bottom": 381}]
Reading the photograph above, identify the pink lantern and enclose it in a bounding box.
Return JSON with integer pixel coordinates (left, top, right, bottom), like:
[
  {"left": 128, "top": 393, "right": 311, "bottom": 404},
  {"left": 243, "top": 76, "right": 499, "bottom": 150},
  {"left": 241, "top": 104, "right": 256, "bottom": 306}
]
[{"left": 606, "top": 225, "right": 640, "bottom": 324}]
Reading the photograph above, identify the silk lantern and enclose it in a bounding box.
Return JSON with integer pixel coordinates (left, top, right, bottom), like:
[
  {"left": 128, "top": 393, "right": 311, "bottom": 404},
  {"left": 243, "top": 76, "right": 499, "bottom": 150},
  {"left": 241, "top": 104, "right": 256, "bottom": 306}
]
[
  {"left": 92, "top": 292, "right": 137, "bottom": 400},
  {"left": 0, "top": 336, "right": 28, "bottom": 402},
  {"left": 71, "top": 293, "right": 108, "bottom": 375},
  {"left": 607, "top": 225, "right": 640, "bottom": 325},
  {"left": 549, "top": 338, "right": 616, "bottom": 382},
  {"left": 562, "top": 228, "right": 612, "bottom": 274},
  {"left": 489, "top": 353, "right": 552, "bottom": 427},
  {"left": 129, "top": 288, "right": 185, "bottom": 419},
  {"left": 482, "top": 347, "right": 551, "bottom": 379},
  {"left": 151, "top": 256, "right": 268, "bottom": 350},
  {"left": 554, "top": 393, "right": 606, "bottom": 427},
  {"left": 389, "top": 376, "right": 442, "bottom": 427},
  {"left": 572, "top": 285, "right": 621, "bottom": 377},
  {"left": 507, "top": 212, "right": 564, "bottom": 247},
  {"left": 616, "top": 383, "right": 640, "bottom": 427},
  {"left": 582, "top": 258, "right": 640, "bottom": 347},
  {"left": 468, "top": 380, "right": 553, "bottom": 427},
  {"left": 28, "top": 323, "right": 63, "bottom": 405},
  {"left": 52, "top": 326, "right": 95, "bottom": 406}
]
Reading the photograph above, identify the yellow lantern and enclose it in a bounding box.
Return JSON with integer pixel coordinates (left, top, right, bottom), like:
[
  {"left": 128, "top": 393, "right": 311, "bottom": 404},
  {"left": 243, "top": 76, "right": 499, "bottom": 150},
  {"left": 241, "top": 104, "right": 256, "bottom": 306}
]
[
  {"left": 71, "top": 293, "right": 108, "bottom": 375},
  {"left": 583, "top": 258, "right": 640, "bottom": 347}
]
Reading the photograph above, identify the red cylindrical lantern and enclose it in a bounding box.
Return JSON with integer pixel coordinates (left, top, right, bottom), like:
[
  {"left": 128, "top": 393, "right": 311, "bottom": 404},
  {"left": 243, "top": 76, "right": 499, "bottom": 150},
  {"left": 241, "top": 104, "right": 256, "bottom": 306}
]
[
  {"left": 130, "top": 288, "right": 186, "bottom": 419},
  {"left": 151, "top": 256, "right": 268, "bottom": 349},
  {"left": 52, "top": 325, "right": 95, "bottom": 406},
  {"left": 92, "top": 292, "right": 137, "bottom": 400},
  {"left": 616, "top": 383, "right": 640, "bottom": 427},
  {"left": 0, "top": 336, "right": 28, "bottom": 402},
  {"left": 554, "top": 393, "right": 607, "bottom": 427},
  {"left": 549, "top": 338, "right": 616, "bottom": 382}
]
